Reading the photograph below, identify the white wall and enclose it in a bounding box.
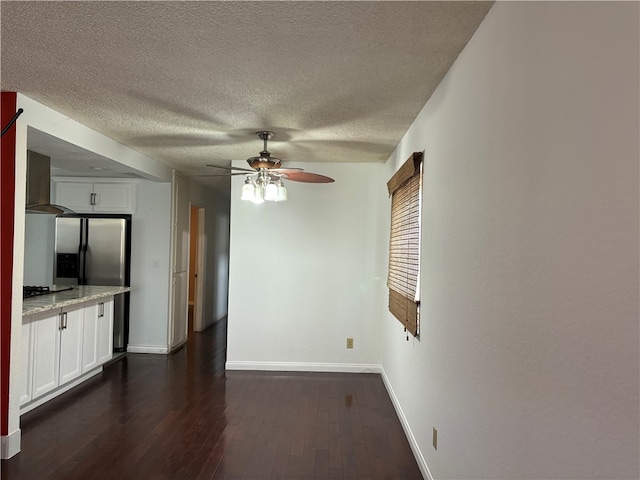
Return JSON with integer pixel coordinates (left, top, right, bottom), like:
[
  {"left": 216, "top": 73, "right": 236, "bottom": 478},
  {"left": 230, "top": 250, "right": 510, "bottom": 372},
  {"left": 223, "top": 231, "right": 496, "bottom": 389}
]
[
  {"left": 380, "top": 2, "right": 639, "bottom": 479},
  {"left": 226, "top": 162, "right": 386, "bottom": 371},
  {"left": 188, "top": 180, "right": 231, "bottom": 327},
  {"left": 128, "top": 179, "right": 172, "bottom": 352},
  {"left": 22, "top": 214, "right": 55, "bottom": 286}
]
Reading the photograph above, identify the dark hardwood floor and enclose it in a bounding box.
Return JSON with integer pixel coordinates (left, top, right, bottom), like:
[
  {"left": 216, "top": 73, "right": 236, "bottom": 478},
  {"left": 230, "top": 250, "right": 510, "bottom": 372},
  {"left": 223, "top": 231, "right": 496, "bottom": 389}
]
[{"left": 2, "top": 319, "right": 423, "bottom": 479}]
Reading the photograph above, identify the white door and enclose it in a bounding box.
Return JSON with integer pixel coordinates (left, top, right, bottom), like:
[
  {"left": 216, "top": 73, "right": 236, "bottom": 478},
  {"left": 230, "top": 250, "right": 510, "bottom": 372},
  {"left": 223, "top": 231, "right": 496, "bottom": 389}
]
[
  {"left": 32, "top": 310, "right": 61, "bottom": 398},
  {"left": 82, "top": 301, "right": 100, "bottom": 373},
  {"left": 169, "top": 174, "right": 190, "bottom": 350},
  {"left": 171, "top": 272, "right": 188, "bottom": 348},
  {"left": 173, "top": 175, "right": 190, "bottom": 273},
  {"left": 59, "top": 304, "right": 84, "bottom": 384},
  {"left": 19, "top": 317, "right": 34, "bottom": 406},
  {"left": 98, "top": 297, "right": 114, "bottom": 364}
]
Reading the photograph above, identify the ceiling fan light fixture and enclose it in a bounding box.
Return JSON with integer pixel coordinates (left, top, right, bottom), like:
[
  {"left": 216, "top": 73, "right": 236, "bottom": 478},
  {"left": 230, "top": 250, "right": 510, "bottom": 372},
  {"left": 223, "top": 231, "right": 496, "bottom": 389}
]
[{"left": 205, "top": 130, "right": 333, "bottom": 204}]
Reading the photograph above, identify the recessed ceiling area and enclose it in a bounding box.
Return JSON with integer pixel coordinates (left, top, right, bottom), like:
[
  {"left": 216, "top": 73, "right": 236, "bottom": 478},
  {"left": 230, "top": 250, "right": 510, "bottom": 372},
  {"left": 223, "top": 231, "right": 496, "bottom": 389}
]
[
  {"left": 27, "top": 128, "right": 145, "bottom": 179},
  {"left": 2, "top": 1, "right": 493, "bottom": 190}
]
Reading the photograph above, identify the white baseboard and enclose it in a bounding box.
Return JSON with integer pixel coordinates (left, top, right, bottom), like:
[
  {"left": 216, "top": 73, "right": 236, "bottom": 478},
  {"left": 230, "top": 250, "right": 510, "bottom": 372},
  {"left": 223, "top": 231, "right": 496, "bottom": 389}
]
[
  {"left": 1, "top": 428, "right": 21, "bottom": 459},
  {"left": 380, "top": 367, "right": 433, "bottom": 480},
  {"left": 127, "top": 344, "right": 169, "bottom": 354},
  {"left": 210, "top": 312, "right": 227, "bottom": 326},
  {"left": 20, "top": 368, "right": 103, "bottom": 415},
  {"left": 225, "top": 361, "right": 382, "bottom": 374}
]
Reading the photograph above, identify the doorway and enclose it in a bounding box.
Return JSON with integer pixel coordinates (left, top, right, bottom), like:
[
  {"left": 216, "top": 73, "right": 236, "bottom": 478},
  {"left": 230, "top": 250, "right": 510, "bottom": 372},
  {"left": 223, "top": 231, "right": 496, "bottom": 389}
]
[{"left": 188, "top": 204, "right": 205, "bottom": 333}]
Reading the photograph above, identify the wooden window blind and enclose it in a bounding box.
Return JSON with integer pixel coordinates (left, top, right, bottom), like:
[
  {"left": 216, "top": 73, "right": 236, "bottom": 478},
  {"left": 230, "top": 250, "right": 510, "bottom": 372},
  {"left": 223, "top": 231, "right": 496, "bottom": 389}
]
[{"left": 387, "top": 152, "right": 423, "bottom": 337}]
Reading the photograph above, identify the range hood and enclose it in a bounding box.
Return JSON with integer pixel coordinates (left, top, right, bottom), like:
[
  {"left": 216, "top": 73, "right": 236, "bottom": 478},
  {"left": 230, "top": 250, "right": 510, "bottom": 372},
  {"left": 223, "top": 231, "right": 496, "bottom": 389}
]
[{"left": 26, "top": 150, "right": 76, "bottom": 215}]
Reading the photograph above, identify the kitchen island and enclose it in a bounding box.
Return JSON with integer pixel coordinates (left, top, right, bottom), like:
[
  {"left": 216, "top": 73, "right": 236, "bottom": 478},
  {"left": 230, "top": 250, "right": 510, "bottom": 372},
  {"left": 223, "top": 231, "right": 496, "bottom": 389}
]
[
  {"left": 22, "top": 285, "right": 130, "bottom": 315},
  {"left": 20, "top": 285, "right": 130, "bottom": 415}
]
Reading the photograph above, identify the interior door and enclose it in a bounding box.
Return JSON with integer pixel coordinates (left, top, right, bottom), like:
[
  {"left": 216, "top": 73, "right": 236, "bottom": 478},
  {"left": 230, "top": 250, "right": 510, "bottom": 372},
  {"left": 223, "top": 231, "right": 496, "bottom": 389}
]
[
  {"left": 170, "top": 174, "right": 190, "bottom": 349},
  {"left": 171, "top": 271, "right": 188, "bottom": 348}
]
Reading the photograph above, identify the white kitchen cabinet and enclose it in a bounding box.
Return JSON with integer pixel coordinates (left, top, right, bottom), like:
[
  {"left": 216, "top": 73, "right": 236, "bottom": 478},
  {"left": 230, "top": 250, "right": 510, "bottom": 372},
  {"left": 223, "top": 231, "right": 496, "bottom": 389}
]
[
  {"left": 82, "top": 301, "right": 100, "bottom": 373},
  {"left": 21, "top": 293, "right": 123, "bottom": 415},
  {"left": 52, "top": 179, "right": 137, "bottom": 213},
  {"left": 19, "top": 318, "right": 34, "bottom": 406},
  {"left": 97, "top": 297, "right": 114, "bottom": 364},
  {"left": 53, "top": 182, "right": 94, "bottom": 211},
  {"left": 31, "top": 304, "right": 84, "bottom": 399},
  {"left": 58, "top": 303, "right": 84, "bottom": 384},
  {"left": 31, "top": 310, "right": 61, "bottom": 398}
]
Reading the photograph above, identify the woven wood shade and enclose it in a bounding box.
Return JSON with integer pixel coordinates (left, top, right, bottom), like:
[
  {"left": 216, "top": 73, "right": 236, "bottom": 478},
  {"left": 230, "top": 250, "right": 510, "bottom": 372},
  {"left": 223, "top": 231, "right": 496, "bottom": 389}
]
[{"left": 387, "top": 152, "right": 423, "bottom": 337}]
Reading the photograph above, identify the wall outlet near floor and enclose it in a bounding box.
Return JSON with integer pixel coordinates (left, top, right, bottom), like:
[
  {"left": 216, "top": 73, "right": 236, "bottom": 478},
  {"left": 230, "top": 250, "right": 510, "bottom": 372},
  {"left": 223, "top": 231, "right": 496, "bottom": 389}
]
[
  {"left": 433, "top": 427, "right": 438, "bottom": 450},
  {"left": 346, "top": 338, "right": 354, "bottom": 349}
]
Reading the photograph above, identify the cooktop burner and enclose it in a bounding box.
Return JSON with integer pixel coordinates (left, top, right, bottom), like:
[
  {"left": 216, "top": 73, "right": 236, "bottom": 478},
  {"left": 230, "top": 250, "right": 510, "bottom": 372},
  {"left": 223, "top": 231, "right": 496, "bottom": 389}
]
[{"left": 23, "top": 286, "right": 73, "bottom": 299}]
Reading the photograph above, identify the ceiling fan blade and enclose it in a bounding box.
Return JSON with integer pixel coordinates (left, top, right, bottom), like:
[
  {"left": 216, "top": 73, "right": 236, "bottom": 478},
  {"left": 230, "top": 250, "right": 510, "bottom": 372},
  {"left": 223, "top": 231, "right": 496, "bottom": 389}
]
[
  {"left": 282, "top": 171, "right": 335, "bottom": 183},
  {"left": 197, "top": 172, "right": 248, "bottom": 177},
  {"left": 271, "top": 167, "right": 304, "bottom": 173},
  {"left": 206, "top": 164, "right": 255, "bottom": 173}
]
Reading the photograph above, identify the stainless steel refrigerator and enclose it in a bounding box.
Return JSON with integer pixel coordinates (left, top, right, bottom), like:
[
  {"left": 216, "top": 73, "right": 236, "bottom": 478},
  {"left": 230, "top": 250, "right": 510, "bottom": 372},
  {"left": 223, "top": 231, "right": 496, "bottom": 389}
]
[{"left": 53, "top": 215, "right": 131, "bottom": 352}]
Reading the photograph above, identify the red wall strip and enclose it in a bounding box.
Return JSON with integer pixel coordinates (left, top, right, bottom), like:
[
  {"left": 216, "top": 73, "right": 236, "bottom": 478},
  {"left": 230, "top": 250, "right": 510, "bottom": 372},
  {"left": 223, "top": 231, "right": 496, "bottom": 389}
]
[{"left": 1, "top": 92, "right": 17, "bottom": 436}]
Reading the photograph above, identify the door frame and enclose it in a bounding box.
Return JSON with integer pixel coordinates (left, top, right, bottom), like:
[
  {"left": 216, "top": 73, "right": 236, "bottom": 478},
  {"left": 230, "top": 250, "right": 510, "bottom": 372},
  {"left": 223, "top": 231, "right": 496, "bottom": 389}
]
[{"left": 189, "top": 204, "right": 206, "bottom": 332}]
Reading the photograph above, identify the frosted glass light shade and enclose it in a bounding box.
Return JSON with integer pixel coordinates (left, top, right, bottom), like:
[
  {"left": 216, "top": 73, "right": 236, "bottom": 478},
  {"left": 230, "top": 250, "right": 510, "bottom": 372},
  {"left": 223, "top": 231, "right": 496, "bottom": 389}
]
[
  {"left": 276, "top": 183, "right": 287, "bottom": 201},
  {"left": 264, "top": 182, "right": 279, "bottom": 201},
  {"left": 241, "top": 180, "right": 255, "bottom": 201},
  {"left": 253, "top": 184, "right": 265, "bottom": 204}
]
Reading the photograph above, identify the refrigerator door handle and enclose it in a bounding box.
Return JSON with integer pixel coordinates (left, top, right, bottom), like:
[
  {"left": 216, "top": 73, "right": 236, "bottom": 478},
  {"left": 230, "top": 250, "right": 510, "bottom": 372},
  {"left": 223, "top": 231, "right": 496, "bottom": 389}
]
[
  {"left": 81, "top": 218, "right": 89, "bottom": 284},
  {"left": 76, "top": 218, "right": 84, "bottom": 285}
]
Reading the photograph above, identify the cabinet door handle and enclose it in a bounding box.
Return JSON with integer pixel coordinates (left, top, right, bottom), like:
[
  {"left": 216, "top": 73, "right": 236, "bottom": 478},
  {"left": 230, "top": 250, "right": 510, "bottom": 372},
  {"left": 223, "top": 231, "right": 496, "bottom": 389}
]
[
  {"left": 63, "top": 312, "right": 68, "bottom": 329},
  {"left": 99, "top": 302, "right": 104, "bottom": 318},
  {"left": 90, "top": 192, "right": 97, "bottom": 205},
  {"left": 59, "top": 313, "right": 64, "bottom": 330}
]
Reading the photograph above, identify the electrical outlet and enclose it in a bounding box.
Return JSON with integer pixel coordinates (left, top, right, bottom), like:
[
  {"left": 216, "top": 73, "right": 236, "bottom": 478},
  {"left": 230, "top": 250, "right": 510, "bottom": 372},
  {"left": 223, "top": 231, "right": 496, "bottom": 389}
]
[
  {"left": 433, "top": 427, "right": 438, "bottom": 450},
  {"left": 346, "top": 338, "right": 354, "bottom": 349}
]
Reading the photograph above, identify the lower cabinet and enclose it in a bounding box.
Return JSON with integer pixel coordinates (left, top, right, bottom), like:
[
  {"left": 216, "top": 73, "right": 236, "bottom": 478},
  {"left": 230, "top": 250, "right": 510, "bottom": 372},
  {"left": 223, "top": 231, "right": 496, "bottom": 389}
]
[
  {"left": 82, "top": 301, "right": 100, "bottom": 373},
  {"left": 83, "top": 298, "right": 114, "bottom": 372},
  {"left": 21, "top": 296, "right": 115, "bottom": 410},
  {"left": 58, "top": 303, "right": 84, "bottom": 384},
  {"left": 31, "top": 309, "right": 62, "bottom": 398},
  {"left": 98, "top": 298, "right": 114, "bottom": 364},
  {"left": 19, "top": 319, "right": 34, "bottom": 405}
]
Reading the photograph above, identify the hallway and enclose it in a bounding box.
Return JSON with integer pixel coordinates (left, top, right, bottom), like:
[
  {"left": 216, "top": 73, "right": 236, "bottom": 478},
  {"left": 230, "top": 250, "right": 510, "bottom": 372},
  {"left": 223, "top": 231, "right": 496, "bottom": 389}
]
[{"left": 2, "top": 320, "right": 422, "bottom": 479}]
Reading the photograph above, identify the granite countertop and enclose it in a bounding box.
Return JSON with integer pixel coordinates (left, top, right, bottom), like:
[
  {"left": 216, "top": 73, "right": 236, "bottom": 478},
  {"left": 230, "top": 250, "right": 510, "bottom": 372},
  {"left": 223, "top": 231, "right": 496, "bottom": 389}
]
[{"left": 22, "top": 285, "right": 131, "bottom": 316}]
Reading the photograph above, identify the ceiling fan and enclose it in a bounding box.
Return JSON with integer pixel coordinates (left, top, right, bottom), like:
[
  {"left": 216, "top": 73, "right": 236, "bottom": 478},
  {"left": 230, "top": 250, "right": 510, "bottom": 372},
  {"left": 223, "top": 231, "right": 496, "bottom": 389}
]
[{"left": 201, "top": 131, "right": 334, "bottom": 203}]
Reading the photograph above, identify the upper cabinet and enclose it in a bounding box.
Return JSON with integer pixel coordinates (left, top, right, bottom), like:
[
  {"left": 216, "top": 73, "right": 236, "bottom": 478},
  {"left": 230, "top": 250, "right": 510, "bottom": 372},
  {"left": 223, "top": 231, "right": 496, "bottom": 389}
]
[{"left": 52, "top": 178, "right": 137, "bottom": 214}]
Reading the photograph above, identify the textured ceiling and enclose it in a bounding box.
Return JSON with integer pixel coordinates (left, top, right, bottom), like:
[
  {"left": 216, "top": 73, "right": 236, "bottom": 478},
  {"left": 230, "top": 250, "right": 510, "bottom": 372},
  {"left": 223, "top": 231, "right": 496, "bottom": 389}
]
[{"left": 1, "top": 1, "right": 492, "bottom": 190}]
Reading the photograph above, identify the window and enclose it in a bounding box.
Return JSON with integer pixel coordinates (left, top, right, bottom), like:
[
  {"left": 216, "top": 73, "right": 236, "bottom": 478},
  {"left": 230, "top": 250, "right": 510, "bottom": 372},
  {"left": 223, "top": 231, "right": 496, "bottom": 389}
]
[{"left": 387, "top": 152, "right": 423, "bottom": 337}]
